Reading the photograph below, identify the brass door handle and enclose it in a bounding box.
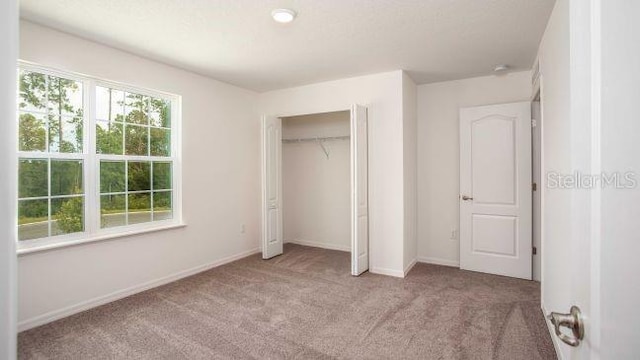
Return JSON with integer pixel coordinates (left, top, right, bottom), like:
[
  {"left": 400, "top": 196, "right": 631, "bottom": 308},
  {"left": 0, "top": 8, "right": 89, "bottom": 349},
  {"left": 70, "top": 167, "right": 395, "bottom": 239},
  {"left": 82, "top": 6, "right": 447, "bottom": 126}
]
[
  {"left": 461, "top": 195, "right": 473, "bottom": 201},
  {"left": 548, "top": 306, "right": 584, "bottom": 347}
]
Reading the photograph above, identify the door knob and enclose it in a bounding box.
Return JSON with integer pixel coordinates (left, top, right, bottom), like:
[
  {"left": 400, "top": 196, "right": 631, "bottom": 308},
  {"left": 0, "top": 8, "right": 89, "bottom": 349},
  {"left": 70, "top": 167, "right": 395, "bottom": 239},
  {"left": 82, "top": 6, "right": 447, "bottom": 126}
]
[
  {"left": 461, "top": 195, "right": 473, "bottom": 201},
  {"left": 548, "top": 306, "right": 584, "bottom": 347}
]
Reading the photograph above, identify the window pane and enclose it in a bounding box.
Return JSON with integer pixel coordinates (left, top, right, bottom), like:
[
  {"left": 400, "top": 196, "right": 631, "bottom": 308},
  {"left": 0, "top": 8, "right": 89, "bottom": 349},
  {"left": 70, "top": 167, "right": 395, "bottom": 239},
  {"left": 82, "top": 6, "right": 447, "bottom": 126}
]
[
  {"left": 51, "top": 197, "right": 84, "bottom": 236},
  {"left": 19, "top": 159, "right": 48, "bottom": 198},
  {"left": 101, "top": 194, "right": 125, "bottom": 228},
  {"left": 18, "top": 199, "right": 49, "bottom": 241},
  {"left": 18, "top": 70, "right": 46, "bottom": 113},
  {"left": 96, "top": 120, "right": 123, "bottom": 154},
  {"left": 153, "top": 162, "right": 172, "bottom": 190},
  {"left": 100, "top": 161, "right": 126, "bottom": 193},
  {"left": 153, "top": 191, "right": 172, "bottom": 221},
  {"left": 128, "top": 193, "right": 151, "bottom": 224},
  {"left": 51, "top": 160, "right": 83, "bottom": 196},
  {"left": 96, "top": 86, "right": 125, "bottom": 122},
  {"left": 125, "top": 125, "right": 148, "bottom": 156},
  {"left": 47, "top": 75, "right": 83, "bottom": 117},
  {"left": 19, "top": 112, "right": 46, "bottom": 152},
  {"left": 150, "top": 97, "right": 170, "bottom": 128},
  {"left": 48, "top": 115, "right": 83, "bottom": 153},
  {"left": 150, "top": 128, "right": 170, "bottom": 157},
  {"left": 128, "top": 161, "right": 150, "bottom": 191},
  {"left": 125, "top": 93, "right": 149, "bottom": 125}
]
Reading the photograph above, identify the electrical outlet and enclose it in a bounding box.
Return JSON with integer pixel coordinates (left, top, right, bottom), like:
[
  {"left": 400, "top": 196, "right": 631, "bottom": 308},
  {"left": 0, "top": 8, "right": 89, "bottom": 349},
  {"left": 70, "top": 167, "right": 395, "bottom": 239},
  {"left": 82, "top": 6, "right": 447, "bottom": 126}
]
[
  {"left": 450, "top": 229, "right": 458, "bottom": 240},
  {"left": 240, "top": 224, "right": 246, "bottom": 234}
]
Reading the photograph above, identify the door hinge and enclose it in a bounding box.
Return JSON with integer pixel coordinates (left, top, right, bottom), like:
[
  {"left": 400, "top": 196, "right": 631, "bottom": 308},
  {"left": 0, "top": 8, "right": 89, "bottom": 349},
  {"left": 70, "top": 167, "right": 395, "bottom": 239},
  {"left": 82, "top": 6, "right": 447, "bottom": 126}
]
[
  {"left": 532, "top": 182, "right": 537, "bottom": 191},
  {"left": 533, "top": 246, "right": 537, "bottom": 255}
]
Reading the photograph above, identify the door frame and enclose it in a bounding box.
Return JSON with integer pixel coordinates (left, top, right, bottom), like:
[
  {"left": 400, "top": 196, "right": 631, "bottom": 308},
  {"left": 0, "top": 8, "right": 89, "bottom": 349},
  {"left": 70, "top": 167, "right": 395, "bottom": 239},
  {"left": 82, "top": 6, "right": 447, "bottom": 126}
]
[
  {"left": 260, "top": 107, "right": 370, "bottom": 275},
  {"left": 531, "top": 73, "right": 561, "bottom": 355},
  {"left": 531, "top": 90, "right": 542, "bottom": 283},
  {"left": 532, "top": 72, "right": 545, "bottom": 286}
]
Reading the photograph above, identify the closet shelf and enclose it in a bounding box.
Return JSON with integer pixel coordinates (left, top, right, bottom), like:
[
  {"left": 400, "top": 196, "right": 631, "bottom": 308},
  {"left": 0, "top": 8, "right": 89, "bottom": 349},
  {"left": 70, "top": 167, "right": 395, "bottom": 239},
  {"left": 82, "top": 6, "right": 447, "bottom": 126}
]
[
  {"left": 282, "top": 135, "right": 350, "bottom": 143},
  {"left": 282, "top": 135, "right": 350, "bottom": 159}
]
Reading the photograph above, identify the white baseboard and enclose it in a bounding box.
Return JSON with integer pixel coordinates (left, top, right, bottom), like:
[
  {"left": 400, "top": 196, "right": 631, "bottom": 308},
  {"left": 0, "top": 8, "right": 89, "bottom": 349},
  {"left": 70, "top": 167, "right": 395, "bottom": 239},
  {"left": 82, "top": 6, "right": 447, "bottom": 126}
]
[
  {"left": 416, "top": 256, "right": 460, "bottom": 268},
  {"left": 285, "top": 239, "right": 350, "bottom": 252},
  {"left": 370, "top": 266, "right": 405, "bottom": 278},
  {"left": 541, "top": 303, "right": 563, "bottom": 360},
  {"left": 18, "top": 247, "right": 260, "bottom": 332},
  {"left": 404, "top": 259, "right": 417, "bottom": 277}
]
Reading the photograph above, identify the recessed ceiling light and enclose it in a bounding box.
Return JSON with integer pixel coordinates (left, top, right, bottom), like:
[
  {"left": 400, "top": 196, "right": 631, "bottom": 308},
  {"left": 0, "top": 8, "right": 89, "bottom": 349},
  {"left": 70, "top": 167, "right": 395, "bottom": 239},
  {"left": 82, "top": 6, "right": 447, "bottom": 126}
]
[
  {"left": 271, "top": 9, "right": 296, "bottom": 23},
  {"left": 494, "top": 64, "right": 510, "bottom": 72}
]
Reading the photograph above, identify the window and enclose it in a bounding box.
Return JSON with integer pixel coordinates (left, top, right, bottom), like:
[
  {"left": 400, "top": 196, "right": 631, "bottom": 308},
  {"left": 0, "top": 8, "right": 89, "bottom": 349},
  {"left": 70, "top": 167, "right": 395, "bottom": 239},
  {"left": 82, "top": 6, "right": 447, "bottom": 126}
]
[
  {"left": 95, "top": 86, "right": 174, "bottom": 228},
  {"left": 17, "top": 63, "right": 180, "bottom": 249}
]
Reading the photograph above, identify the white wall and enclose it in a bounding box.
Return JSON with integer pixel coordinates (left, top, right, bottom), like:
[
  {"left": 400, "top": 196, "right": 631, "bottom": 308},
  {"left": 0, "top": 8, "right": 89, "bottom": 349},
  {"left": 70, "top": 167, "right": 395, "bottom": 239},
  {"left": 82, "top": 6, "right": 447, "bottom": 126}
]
[
  {"left": 18, "top": 21, "right": 261, "bottom": 330},
  {"left": 416, "top": 72, "right": 531, "bottom": 266},
  {"left": 259, "top": 71, "right": 407, "bottom": 277},
  {"left": 1, "top": 0, "right": 18, "bottom": 358},
  {"left": 282, "top": 112, "right": 351, "bottom": 252},
  {"left": 402, "top": 73, "right": 418, "bottom": 272},
  {"left": 600, "top": 1, "right": 640, "bottom": 357}
]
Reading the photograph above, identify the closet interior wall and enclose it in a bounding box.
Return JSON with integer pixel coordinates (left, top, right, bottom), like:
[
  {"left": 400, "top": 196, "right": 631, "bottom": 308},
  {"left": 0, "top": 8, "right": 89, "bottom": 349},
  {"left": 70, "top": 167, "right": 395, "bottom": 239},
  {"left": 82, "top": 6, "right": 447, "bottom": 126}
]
[{"left": 282, "top": 111, "right": 351, "bottom": 252}]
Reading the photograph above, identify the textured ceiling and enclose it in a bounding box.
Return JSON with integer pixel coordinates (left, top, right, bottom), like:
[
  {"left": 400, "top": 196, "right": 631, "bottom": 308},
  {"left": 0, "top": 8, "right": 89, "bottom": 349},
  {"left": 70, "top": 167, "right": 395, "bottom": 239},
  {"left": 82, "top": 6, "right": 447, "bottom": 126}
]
[{"left": 20, "top": 0, "right": 555, "bottom": 92}]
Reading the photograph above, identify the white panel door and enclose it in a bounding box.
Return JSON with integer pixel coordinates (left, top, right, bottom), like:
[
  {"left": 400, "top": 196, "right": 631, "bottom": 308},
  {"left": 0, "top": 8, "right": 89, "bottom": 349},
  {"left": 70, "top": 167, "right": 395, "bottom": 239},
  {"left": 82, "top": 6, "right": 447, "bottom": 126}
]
[
  {"left": 351, "top": 104, "right": 369, "bottom": 275},
  {"left": 460, "top": 102, "right": 531, "bottom": 279},
  {"left": 261, "top": 116, "right": 283, "bottom": 259}
]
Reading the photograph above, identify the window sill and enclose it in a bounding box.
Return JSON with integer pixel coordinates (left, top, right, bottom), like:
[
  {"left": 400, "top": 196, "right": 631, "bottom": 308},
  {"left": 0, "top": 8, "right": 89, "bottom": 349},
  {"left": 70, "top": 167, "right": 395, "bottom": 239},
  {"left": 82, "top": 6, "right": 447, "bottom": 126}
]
[{"left": 17, "top": 223, "right": 187, "bottom": 256}]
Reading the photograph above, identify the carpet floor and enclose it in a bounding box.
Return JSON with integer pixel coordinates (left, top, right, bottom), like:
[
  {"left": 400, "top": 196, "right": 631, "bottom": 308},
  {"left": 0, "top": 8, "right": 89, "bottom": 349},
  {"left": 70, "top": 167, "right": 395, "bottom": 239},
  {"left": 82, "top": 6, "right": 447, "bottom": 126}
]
[{"left": 18, "top": 244, "right": 556, "bottom": 359}]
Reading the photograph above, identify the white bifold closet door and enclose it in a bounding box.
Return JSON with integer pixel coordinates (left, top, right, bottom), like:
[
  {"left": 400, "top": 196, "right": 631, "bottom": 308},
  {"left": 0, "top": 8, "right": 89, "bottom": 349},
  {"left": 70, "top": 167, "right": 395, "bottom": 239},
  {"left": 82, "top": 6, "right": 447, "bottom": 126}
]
[
  {"left": 261, "top": 116, "right": 283, "bottom": 259},
  {"left": 351, "top": 104, "right": 369, "bottom": 275}
]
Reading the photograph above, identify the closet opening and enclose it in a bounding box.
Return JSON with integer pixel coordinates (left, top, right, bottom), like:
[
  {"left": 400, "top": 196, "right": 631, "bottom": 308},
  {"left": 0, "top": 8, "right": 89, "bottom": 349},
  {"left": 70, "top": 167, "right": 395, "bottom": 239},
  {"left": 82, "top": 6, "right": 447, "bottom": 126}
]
[
  {"left": 282, "top": 111, "right": 351, "bottom": 258},
  {"left": 261, "top": 106, "right": 369, "bottom": 275}
]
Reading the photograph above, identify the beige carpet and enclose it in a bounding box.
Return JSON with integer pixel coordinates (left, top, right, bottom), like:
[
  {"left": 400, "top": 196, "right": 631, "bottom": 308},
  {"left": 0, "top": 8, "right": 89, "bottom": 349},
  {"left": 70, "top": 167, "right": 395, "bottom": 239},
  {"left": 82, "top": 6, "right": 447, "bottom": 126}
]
[{"left": 19, "top": 244, "right": 556, "bottom": 359}]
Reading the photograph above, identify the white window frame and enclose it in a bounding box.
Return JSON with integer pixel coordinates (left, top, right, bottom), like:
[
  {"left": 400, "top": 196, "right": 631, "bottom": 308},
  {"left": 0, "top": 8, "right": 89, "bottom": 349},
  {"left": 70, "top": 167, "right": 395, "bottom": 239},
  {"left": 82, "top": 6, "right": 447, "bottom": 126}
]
[{"left": 17, "top": 61, "right": 183, "bottom": 254}]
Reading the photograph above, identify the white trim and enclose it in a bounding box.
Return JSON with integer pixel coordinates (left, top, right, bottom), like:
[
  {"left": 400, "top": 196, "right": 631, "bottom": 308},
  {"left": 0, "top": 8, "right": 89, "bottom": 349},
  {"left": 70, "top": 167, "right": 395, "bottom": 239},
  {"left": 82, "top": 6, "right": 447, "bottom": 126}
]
[
  {"left": 270, "top": 108, "right": 351, "bottom": 120},
  {"left": 369, "top": 267, "right": 405, "bottom": 278},
  {"left": 541, "top": 303, "right": 563, "bottom": 360},
  {"left": 17, "top": 223, "right": 186, "bottom": 255},
  {"left": 416, "top": 256, "right": 460, "bottom": 268},
  {"left": 285, "top": 239, "right": 350, "bottom": 252},
  {"left": 85, "top": 77, "right": 98, "bottom": 240},
  {"left": 18, "top": 246, "right": 260, "bottom": 332},
  {"left": 404, "top": 258, "right": 417, "bottom": 277}
]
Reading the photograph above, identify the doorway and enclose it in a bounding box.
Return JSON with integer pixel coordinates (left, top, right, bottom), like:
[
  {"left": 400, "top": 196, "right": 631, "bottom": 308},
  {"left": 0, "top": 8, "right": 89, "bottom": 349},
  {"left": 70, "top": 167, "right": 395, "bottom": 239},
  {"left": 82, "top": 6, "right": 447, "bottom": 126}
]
[
  {"left": 261, "top": 105, "right": 369, "bottom": 276},
  {"left": 281, "top": 111, "right": 351, "bottom": 253}
]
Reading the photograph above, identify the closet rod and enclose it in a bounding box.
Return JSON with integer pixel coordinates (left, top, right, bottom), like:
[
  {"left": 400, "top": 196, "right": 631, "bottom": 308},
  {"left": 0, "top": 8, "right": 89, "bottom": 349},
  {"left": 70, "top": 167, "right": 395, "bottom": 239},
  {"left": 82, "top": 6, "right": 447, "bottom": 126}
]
[{"left": 282, "top": 135, "right": 350, "bottom": 143}]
